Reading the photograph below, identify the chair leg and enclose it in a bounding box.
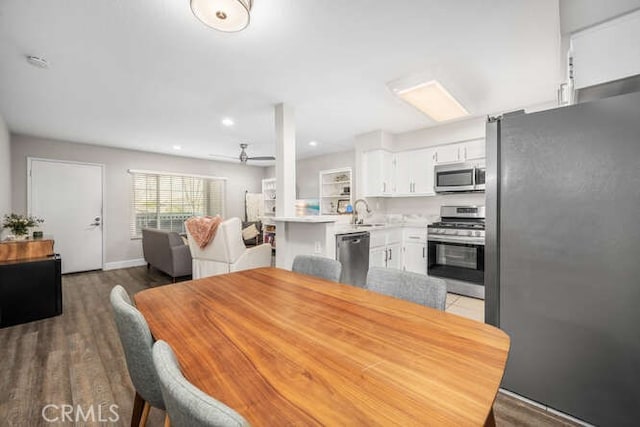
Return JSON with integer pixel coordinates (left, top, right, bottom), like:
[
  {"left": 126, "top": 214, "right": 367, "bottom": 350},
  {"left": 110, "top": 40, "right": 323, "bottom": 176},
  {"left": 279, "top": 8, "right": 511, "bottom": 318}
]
[
  {"left": 164, "top": 413, "right": 171, "bottom": 427},
  {"left": 130, "top": 392, "right": 144, "bottom": 427},
  {"left": 139, "top": 401, "right": 151, "bottom": 427}
]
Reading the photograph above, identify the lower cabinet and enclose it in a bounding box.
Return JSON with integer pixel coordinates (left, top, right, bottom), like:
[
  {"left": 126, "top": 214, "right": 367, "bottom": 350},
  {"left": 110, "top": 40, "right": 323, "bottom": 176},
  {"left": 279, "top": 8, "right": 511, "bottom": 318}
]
[
  {"left": 369, "top": 229, "right": 403, "bottom": 270},
  {"left": 369, "top": 246, "right": 388, "bottom": 269},
  {"left": 402, "top": 228, "right": 428, "bottom": 274},
  {"left": 385, "top": 243, "right": 402, "bottom": 270}
]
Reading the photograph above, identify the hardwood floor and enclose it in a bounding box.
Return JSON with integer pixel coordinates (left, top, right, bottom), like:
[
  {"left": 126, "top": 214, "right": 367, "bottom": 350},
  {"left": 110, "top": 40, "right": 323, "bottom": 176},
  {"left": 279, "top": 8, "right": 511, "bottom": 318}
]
[{"left": 0, "top": 266, "right": 580, "bottom": 426}]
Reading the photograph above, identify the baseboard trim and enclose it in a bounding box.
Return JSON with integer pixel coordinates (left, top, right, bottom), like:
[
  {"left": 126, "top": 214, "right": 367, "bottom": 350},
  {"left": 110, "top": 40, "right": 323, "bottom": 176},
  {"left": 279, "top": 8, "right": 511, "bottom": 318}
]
[
  {"left": 498, "top": 389, "right": 592, "bottom": 426},
  {"left": 103, "top": 258, "right": 146, "bottom": 271}
]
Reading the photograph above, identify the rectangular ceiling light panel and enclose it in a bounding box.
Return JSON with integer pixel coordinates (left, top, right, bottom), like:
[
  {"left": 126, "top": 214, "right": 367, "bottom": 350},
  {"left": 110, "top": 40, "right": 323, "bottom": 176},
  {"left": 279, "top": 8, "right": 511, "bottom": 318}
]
[{"left": 396, "top": 80, "right": 469, "bottom": 122}]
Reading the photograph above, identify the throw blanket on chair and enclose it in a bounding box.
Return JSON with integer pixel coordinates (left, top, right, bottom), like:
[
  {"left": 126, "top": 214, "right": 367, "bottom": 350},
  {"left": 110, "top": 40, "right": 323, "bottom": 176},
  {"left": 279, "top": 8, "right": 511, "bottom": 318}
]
[{"left": 185, "top": 215, "right": 222, "bottom": 248}]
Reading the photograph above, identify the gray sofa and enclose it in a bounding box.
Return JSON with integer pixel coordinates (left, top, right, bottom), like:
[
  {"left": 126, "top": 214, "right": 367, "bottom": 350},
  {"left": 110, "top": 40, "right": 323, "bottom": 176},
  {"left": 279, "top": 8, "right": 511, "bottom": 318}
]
[{"left": 142, "top": 229, "right": 192, "bottom": 281}]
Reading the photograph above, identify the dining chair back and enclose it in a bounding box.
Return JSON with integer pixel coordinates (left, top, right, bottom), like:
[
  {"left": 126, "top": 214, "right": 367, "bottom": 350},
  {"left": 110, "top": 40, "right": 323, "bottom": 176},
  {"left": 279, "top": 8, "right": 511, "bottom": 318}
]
[
  {"left": 110, "top": 285, "right": 164, "bottom": 425},
  {"left": 366, "top": 267, "right": 447, "bottom": 310},
  {"left": 152, "top": 340, "right": 250, "bottom": 427},
  {"left": 292, "top": 255, "right": 342, "bottom": 282}
]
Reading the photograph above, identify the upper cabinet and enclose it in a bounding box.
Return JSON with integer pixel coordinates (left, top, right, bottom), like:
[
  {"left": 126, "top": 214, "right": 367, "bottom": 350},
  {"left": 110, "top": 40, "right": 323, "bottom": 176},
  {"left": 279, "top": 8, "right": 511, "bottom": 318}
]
[
  {"left": 570, "top": 10, "right": 640, "bottom": 90},
  {"left": 362, "top": 139, "right": 484, "bottom": 198},
  {"left": 462, "top": 139, "right": 486, "bottom": 160},
  {"left": 395, "top": 148, "right": 435, "bottom": 196},
  {"left": 434, "top": 139, "right": 485, "bottom": 165},
  {"left": 362, "top": 150, "right": 394, "bottom": 197}
]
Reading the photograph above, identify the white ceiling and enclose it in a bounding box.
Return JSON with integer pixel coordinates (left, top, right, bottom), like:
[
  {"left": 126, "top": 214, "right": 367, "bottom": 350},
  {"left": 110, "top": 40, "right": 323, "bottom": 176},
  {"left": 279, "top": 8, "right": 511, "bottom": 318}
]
[{"left": 0, "top": 1, "right": 576, "bottom": 163}]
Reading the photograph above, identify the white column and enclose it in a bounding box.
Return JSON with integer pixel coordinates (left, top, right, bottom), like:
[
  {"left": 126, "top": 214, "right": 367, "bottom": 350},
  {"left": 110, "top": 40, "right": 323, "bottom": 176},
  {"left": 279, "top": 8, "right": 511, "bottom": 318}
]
[{"left": 274, "top": 103, "right": 295, "bottom": 217}]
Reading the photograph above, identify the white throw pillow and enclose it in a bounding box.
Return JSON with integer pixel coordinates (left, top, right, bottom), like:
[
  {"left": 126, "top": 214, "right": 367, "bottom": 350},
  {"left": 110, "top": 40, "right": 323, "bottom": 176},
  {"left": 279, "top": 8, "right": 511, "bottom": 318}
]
[{"left": 242, "top": 224, "right": 259, "bottom": 240}]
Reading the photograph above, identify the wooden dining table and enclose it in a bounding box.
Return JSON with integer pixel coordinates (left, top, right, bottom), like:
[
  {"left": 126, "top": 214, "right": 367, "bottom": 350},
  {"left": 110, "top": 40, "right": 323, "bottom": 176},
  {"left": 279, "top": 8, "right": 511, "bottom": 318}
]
[{"left": 135, "top": 267, "right": 510, "bottom": 426}]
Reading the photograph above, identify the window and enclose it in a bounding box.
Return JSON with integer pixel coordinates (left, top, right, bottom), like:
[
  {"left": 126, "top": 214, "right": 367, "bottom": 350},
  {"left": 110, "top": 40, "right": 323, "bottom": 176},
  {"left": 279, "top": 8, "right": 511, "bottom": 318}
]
[{"left": 130, "top": 171, "right": 226, "bottom": 238}]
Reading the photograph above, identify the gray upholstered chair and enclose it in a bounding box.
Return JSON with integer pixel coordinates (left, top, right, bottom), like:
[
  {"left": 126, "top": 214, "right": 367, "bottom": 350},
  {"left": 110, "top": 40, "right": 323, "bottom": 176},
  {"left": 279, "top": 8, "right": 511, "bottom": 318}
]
[
  {"left": 365, "top": 267, "right": 447, "bottom": 311},
  {"left": 142, "top": 228, "right": 192, "bottom": 282},
  {"left": 291, "top": 255, "right": 342, "bottom": 282},
  {"left": 110, "top": 285, "right": 165, "bottom": 426},
  {"left": 152, "top": 340, "right": 250, "bottom": 427}
]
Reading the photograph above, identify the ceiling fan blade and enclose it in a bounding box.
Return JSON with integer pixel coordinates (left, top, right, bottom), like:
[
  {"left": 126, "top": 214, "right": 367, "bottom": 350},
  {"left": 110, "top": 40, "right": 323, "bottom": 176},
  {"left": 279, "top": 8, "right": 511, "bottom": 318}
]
[{"left": 248, "top": 156, "right": 276, "bottom": 161}]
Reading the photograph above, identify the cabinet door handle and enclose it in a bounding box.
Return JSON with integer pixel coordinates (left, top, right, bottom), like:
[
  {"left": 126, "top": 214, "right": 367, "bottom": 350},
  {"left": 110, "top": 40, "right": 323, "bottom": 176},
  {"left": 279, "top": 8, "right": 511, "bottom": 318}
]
[
  {"left": 383, "top": 182, "right": 386, "bottom": 193},
  {"left": 388, "top": 248, "right": 392, "bottom": 261},
  {"left": 434, "top": 152, "right": 438, "bottom": 162},
  {"left": 384, "top": 248, "right": 388, "bottom": 262},
  {"left": 464, "top": 146, "right": 467, "bottom": 160},
  {"left": 422, "top": 247, "right": 426, "bottom": 258}
]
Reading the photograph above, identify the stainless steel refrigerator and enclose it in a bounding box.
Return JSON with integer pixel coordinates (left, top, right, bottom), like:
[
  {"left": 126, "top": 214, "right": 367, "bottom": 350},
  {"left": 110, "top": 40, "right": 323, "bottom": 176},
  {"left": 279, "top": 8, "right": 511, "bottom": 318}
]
[{"left": 485, "top": 90, "right": 640, "bottom": 426}]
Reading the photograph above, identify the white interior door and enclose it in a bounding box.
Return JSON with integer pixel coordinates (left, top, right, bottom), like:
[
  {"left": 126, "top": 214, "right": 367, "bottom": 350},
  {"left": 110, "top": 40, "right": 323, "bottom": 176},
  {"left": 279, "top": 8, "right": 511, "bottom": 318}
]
[{"left": 29, "top": 159, "right": 104, "bottom": 274}]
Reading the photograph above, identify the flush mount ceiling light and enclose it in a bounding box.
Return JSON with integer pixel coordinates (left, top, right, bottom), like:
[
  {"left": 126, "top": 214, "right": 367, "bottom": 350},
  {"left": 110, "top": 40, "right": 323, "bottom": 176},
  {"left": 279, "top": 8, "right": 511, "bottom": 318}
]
[
  {"left": 190, "top": 0, "right": 252, "bottom": 32},
  {"left": 308, "top": 141, "right": 318, "bottom": 147},
  {"left": 395, "top": 80, "right": 469, "bottom": 122},
  {"left": 221, "top": 117, "right": 235, "bottom": 127}
]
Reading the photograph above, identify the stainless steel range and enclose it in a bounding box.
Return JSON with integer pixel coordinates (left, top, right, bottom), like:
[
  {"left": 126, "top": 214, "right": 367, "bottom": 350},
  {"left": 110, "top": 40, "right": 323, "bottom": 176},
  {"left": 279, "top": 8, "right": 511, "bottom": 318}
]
[{"left": 427, "top": 206, "right": 485, "bottom": 299}]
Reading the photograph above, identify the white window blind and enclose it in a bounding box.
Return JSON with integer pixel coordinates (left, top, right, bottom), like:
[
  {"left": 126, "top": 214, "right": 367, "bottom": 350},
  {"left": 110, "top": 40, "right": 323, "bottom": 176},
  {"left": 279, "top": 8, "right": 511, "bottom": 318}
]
[{"left": 130, "top": 172, "right": 226, "bottom": 238}]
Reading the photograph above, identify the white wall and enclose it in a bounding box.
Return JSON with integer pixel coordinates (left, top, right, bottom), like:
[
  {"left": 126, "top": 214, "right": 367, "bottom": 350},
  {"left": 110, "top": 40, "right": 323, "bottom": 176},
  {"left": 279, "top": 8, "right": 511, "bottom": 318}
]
[
  {"left": 0, "top": 114, "right": 10, "bottom": 238},
  {"left": 11, "top": 134, "right": 265, "bottom": 266}
]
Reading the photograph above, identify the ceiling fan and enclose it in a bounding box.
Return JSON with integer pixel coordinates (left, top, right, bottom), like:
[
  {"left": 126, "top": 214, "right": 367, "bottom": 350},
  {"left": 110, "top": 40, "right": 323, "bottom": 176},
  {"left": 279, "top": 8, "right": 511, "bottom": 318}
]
[{"left": 238, "top": 143, "right": 275, "bottom": 164}]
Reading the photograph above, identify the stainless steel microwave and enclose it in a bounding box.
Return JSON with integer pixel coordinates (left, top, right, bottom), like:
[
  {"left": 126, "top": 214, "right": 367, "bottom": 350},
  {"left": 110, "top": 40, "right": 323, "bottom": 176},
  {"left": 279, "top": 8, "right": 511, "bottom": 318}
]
[{"left": 434, "top": 162, "right": 485, "bottom": 193}]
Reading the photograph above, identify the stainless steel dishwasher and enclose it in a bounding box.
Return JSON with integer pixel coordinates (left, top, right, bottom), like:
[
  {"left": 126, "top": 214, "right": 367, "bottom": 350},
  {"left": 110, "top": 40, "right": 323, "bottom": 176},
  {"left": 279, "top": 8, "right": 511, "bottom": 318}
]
[{"left": 336, "top": 231, "right": 370, "bottom": 287}]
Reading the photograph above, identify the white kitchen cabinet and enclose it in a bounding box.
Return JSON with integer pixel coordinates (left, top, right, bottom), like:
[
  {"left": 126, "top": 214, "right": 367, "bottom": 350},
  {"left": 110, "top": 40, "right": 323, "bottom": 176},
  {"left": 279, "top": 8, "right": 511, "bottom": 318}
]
[
  {"left": 462, "top": 139, "right": 485, "bottom": 161},
  {"left": 394, "top": 148, "right": 435, "bottom": 196},
  {"left": 434, "top": 140, "right": 485, "bottom": 165},
  {"left": 433, "top": 143, "right": 462, "bottom": 165},
  {"left": 362, "top": 150, "right": 394, "bottom": 197},
  {"left": 386, "top": 243, "right": 402, "bottom": 270},
  {"left": 570, "top": 9, "right": 640, "bottom": 90},
  {"left": 402, "top": 227, "right": 428, "bottom": 274},
  {"left": 369, "top": 246, "right": 387, "bottom": 269},
  {"left": 368, "top": 228, "right": 403, "bottom": 270}
]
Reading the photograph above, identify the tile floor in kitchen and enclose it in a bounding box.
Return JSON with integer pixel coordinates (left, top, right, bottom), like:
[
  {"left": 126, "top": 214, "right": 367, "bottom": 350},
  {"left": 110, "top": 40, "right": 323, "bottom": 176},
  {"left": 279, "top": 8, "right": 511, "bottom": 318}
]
[{"left": 445, "top": 293, "right": 485, "bottom": 322}]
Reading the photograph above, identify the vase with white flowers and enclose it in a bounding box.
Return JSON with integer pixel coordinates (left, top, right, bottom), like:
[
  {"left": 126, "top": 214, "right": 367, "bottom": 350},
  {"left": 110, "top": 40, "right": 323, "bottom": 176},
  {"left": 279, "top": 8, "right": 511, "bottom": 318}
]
[{"left": 2, "top": 213, "right": 44, "bottom": 240}]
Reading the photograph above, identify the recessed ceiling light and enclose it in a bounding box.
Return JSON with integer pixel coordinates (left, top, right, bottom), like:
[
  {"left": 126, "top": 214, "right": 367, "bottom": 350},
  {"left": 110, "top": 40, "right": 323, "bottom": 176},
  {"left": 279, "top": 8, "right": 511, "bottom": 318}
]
[
  {"left": 172, "top": 145, "right": 182, "bottom": 150},
  {"left": 395, "top": 80, "right": 469, "bottom": 122},
  {"left": 221, "top": 117, "right": 234, "bottom": 127},
  {"left": 26, "top": 56, "right": 50, "bottom": 69},
  {"left": 309, "top": 141, "right": 318, "bottom": 147}
]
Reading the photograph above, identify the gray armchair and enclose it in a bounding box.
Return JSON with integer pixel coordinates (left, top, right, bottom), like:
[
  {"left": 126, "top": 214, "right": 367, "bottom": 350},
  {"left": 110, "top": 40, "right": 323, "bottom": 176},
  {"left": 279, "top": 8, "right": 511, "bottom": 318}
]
[{"left": 142, "top": 228, "right": 192, "bottom": 282}]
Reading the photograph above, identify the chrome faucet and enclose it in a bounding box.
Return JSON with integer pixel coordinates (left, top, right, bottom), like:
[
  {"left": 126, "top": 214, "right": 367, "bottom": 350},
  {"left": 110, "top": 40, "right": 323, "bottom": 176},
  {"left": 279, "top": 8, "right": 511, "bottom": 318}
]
[{"left": 352, "top": 199, "right": 371, "bottom": 225}]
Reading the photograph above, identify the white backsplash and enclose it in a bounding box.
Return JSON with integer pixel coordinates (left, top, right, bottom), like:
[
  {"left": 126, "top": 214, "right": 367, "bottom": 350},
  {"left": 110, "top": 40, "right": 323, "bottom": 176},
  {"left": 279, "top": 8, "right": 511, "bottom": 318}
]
[{"left": 372, "top": 192, "right": 486, "bottom": 219}]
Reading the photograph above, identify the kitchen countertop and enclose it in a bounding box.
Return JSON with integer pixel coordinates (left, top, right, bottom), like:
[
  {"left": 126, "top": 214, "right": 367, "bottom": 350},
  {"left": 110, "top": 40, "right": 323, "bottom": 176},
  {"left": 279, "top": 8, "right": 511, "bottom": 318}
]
[{"left": 334, "top": 222, "right": 430, "bottom": 235}]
